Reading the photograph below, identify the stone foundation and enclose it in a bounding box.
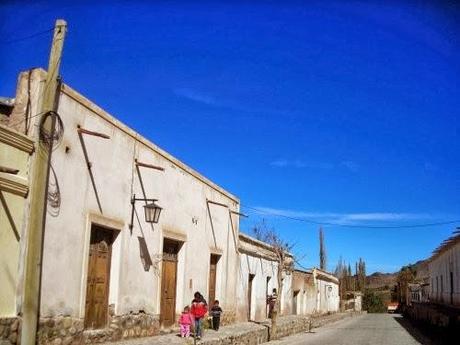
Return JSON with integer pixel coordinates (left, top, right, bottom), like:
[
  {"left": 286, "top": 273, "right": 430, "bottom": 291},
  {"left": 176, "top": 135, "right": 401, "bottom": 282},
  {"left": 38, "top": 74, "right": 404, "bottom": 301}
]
[
  {"left": 220, "top": 309, "right": 236, "bottom": 326},
  {"left": 1, "top": 312, "right": 160, "bottom": 345},
  {"left": 0, "top": 317, "right": 21, "bottom": 345}
]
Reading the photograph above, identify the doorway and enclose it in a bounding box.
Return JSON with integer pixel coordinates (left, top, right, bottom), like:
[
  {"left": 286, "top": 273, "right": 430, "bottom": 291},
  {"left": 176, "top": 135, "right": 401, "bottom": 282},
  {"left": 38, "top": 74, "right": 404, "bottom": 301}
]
[
  {"left": 84, "top": 225, "right": 117, "bottom": 329},
  {"left": 293, "top": 290, "right": 300, "bottom": 315},
  {"left": 160, "top": 239, "right": 180, "bottom": 327},
  {"left": 266, "top": 276, "right": 271, "bottom": 318},
  {"left": 248, "top": 274, "right": 255, "bottom": 320},
  {"left": 208, "top": 254, "right": 220, "bottom": 305}
]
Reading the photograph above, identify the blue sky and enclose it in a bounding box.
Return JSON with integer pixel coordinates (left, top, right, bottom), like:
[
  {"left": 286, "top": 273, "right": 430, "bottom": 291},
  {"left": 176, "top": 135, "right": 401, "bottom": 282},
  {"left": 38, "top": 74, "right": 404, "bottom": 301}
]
[{"left": 1, "top": 1, "right": 459, "bottom": 273}]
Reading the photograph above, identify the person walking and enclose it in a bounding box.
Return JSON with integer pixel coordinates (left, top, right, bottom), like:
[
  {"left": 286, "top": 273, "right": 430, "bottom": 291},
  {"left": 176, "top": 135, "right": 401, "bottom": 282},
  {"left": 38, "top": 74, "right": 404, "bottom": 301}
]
[
  {"left": 178, "top": 306, "right": 192, "bottom": 337},
  {"left": 210, "top": 300, "right": 223, "bottom": 331},
  {"left": 191, "top": 292, "right": 207, "bottom": 339}
]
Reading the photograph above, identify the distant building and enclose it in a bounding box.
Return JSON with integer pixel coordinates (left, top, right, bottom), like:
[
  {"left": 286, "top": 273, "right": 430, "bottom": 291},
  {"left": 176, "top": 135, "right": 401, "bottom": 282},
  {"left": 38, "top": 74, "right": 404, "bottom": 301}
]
[
  {"left": 236, "top": 233, "right": 293, "bottom": 322},
  {"left": 428, "top": 229, "right": 460, "bottom": 306}
]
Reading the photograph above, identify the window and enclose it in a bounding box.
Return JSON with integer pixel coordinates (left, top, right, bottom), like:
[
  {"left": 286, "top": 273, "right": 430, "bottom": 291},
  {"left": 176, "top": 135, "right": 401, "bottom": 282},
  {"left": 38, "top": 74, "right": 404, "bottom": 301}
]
[{"left": 441, "top": 275, "right": 443, "bottom": 293}]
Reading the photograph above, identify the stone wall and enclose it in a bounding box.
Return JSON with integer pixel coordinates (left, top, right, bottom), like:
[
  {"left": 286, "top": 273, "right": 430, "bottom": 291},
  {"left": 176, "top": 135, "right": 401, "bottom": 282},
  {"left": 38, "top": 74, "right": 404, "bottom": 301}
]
[
  {"left": 0, "top": 317, "right": 21, "bottom": 345},
  {"left": 220, "top": 309, "right": 236, "bottom": 326},
  {"left": 1, "top": 312, "right": 160, "bottom": 345}
]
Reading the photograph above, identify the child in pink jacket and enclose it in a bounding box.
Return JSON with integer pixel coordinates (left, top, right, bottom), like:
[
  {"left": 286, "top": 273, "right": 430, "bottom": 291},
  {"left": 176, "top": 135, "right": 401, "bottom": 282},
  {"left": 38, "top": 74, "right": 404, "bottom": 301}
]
[{"left": 179, "top": 306, "right": 192, "bottom": 337}]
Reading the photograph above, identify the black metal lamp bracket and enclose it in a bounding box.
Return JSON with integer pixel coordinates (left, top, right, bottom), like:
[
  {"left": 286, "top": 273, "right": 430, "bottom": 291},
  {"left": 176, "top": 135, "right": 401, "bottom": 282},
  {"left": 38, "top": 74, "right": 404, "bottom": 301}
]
[{"left": 129, "top": 194, "right": 158, "bottom": 230}]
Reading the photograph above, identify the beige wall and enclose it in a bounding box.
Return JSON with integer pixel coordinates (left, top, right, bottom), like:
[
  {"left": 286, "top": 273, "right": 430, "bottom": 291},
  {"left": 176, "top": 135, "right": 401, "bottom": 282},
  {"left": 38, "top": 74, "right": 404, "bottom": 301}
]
[
  {"left": 236, "top": 234, "right": 293, "bottom": 322},
  {"left": 0, "top": 124, "right": 33, "bottom": 316},
  {"left": 9, "top": 69, "right": 240, "bottom": 321},
  {"left": 429, "top": 241, "right": 460, "bottom": 306},
  {"left": 314, "top": 269, "right": 340, "bottom": 313},
  {"left": 292, "top": 270, "right": 316, "bottom": 315}
]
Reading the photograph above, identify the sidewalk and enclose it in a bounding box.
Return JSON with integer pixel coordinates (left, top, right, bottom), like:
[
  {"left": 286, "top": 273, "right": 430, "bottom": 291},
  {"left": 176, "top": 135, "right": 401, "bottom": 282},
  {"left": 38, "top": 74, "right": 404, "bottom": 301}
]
[{"left": 103, "top": 312, "right": 363, "bottom": 345}]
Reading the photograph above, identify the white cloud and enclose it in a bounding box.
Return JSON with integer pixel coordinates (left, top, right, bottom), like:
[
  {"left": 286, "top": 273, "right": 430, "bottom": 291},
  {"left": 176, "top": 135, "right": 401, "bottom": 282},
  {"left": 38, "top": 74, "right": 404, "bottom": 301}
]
[
  {"left": 174, "top": 88, "right": 217, "bottom": 105},
  {"left": 270, "top": 159, "right": 333, "bottom": 170},
  {"left": 341, "top": 160, "right": 359, "bottom": 172},
  {"left": 251, "top": 206, "right": 432, "bottom": 224}
]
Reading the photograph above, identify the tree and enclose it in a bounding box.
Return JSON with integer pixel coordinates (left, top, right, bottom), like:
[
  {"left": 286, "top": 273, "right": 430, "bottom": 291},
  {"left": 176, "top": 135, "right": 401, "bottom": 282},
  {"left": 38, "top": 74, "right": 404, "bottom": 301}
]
[
  {"left": 362, "top": 289, "right": 386, "bottom": 313},
  {"left": 355, "top": 258, "right": 367, "bottom": 292},
  {"left": 319, "top": 227, "right": 326, "bottom": 270},
  {"left": 396, "top": 265, "right": 416, "bottom": 305},
  {"left": 253, "top": 220, "right": 294, "bottom": 340}
]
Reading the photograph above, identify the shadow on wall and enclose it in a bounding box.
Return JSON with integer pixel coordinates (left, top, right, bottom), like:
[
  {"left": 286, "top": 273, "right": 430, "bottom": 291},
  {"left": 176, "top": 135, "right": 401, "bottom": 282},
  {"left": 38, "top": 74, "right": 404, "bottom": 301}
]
[
  {"left": 392, "top": 314, "right": 444, "bottom": 345},
  {"left": 0, "top": 191, "right": 20, "bottom": 241}
]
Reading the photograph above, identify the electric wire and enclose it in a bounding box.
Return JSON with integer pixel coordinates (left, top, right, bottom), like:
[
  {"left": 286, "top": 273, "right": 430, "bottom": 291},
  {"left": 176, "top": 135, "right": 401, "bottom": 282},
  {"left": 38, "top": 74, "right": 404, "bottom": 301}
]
[
  {"left": 241, "top": 205, "right": 460, "bottom": 229},
  {"left": 1, "top": 28, "right": 53, "bottom": 45}
]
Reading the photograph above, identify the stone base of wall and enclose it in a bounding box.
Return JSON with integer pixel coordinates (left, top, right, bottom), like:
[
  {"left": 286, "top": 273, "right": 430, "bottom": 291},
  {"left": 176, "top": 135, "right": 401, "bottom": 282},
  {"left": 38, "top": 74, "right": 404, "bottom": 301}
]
[
  {"left": 0, "top": 317, "right": 21, "bottom": 345},
  {"left": 220, "top": 309, "right": 236, "bottom": 326},
  {"left": 85, "top": 313, "right": 159, "bottom": 343},
  {"left": 406, "top": 302, "right": 460, "bottom": 329},
  {"left": 1, "top": 312, "right": 160, "bottom": 345}
]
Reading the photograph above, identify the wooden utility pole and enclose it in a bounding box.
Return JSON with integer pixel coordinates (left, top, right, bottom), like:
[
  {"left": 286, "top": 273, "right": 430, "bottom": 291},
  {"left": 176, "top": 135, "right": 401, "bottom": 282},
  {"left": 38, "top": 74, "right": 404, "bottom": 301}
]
[{"left": 21, "top": 19, "right": 67, "bottom": 345}]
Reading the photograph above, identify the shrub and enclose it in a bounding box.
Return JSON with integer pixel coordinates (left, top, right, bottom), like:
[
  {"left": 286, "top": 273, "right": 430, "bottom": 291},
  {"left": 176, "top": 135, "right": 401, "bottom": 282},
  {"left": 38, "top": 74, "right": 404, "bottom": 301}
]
[{"left": 363, "top": 289, "right": 387, "bottom": 313}]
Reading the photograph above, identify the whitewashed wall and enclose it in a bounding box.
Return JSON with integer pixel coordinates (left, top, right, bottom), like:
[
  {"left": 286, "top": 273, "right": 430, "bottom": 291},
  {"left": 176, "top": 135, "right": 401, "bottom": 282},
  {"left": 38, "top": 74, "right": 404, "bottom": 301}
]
[
  {"left": 429, "top": 241, "right": 460, "bottom": 306},
  {"left": 236, "top": 237, "right": 278, "bottom": 322},
  {"left": 13, "top": 69, "right": 240, "bottom": 321},
  {"left": 314, "top": 270, "right": 340, "bottom": 314}
]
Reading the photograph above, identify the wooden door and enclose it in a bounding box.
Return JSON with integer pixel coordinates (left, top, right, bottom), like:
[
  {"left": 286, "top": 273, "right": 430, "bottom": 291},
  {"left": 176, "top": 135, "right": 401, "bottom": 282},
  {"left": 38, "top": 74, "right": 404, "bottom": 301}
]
[
  {"left": 208, "top": 255, "right": 219, "bottom": 304},
  {"left": 292, "top": 290, "right": 299, "bottom": 315},
  {"left": 85, "top": 226, "right": 113, "bottom": 329},
  {"left": 160, "top": 239, "right": 179, "bottom": 327},
  {"left": 266, "top": 277, "right": 271, "bottom": 318},
  {"left": 248, "top": 274, "right": 255, "bottom": 320}
]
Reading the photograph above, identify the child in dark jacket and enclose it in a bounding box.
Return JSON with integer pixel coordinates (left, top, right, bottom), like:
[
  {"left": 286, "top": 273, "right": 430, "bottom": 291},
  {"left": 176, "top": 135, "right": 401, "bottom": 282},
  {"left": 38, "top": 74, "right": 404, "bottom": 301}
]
[
  {"left": 210, "top": 300, "right": 223, "bottom": 331},
  {"left": 191, "top": 292, "right": 207, "bottom": 339}
]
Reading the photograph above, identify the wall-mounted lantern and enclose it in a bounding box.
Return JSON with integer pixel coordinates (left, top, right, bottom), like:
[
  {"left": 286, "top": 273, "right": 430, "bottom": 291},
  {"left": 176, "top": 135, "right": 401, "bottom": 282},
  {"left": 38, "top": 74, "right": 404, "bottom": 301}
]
[{"left": 129, "top": 194, "right": 162, "bottom": 230}]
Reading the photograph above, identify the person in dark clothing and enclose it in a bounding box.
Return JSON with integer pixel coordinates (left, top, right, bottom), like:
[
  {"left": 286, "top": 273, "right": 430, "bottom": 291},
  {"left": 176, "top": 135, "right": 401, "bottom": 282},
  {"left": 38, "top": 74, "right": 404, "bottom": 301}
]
[
  {"left": 210, "top": 300, "right": 223, "bottom": 331},
  {"left": 267, "top": 288, "right": 277, "bottom": 319}
]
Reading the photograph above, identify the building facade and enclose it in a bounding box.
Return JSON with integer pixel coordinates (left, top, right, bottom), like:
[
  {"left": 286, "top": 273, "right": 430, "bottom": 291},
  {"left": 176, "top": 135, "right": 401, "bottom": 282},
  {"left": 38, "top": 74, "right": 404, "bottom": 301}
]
[
  {"left": 1, "top": 69, "right": 241, "bottom": 345},
  {"left": 236, "top": 233, "right": 293, "bottom": 322},
  {"left": 429, "top": 230, "right": 460, "bottom": 306}
]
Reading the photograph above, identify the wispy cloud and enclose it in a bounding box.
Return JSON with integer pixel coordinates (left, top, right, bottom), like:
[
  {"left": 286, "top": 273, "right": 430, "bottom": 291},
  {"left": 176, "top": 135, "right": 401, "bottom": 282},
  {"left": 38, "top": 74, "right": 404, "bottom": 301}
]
[
  {"left": 251, "top": 206, "right": 433, "bottom": 225},
  {"left": 341, "top": 160, "right": 359, "bottom": 172},
  {"left": 173, "top": 87, "right": 287, "bottom": 117},
  {"left": 270, "top": 159, "right": 334, "bottom": 170},
  {"left": 174, "top": 88, "right": 217, "bottom": 105}
]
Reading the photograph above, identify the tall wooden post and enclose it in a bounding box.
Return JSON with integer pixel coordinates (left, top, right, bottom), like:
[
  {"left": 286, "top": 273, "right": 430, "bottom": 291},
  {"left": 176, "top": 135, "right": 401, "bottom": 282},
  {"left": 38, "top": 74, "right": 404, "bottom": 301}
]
[{"left": 21, "top": 19, "right": 67, "bottom": 345}]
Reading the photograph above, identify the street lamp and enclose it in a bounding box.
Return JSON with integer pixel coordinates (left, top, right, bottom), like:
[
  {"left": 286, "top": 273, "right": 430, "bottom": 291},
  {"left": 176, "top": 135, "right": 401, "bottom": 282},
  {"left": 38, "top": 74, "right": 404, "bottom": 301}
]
[{"left": 129, "top": 194, "right": 162, "bottom": 230}]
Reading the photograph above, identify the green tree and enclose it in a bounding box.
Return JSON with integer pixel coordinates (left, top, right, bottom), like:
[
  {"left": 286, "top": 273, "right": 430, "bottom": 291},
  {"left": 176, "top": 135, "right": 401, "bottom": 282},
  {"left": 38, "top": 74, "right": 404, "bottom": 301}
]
[
  {"left": 362, "top": 290, "right": 386, "bottom": 313},
  {"left": 319, "top": 227, "right": 326, "bottom": 270}
]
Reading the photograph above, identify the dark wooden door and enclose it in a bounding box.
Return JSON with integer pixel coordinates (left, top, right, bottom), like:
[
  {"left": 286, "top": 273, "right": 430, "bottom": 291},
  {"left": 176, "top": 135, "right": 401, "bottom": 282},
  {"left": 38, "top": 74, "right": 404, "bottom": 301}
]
[
  {"left": 208, "top": 255, "right": 219, "bottom": 304},
  {"left": 292, "top": 290, "right": 299, "bottom": 315},
  {"left": 160, "top": 239, "right": 179, "bottom": 327},
  {"left": 248, "top": 274, "right": 255, "bottom": 320},
  {"left": 85, "top": 227, "right": 113, "bottom": 329}
]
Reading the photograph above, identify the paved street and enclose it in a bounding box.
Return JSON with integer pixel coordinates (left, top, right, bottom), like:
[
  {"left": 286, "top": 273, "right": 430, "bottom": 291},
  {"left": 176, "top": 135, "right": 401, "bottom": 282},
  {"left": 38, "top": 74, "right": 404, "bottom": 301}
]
[{"left": 272, "top": 314, "right": 431, "bottom": 345}]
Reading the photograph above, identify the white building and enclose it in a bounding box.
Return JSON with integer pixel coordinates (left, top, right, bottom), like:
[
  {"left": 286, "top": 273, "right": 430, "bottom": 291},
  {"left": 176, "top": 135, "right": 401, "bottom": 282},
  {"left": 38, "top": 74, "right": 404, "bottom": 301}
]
[
  {"left": 236, "top": 233, "right": 293, "bottom": 322},
  {"left": 428, "top": 229, "right": 460, "bottom": 306},
  {"left": 1, "top": 68, "right": 242, "bottom": 345}
]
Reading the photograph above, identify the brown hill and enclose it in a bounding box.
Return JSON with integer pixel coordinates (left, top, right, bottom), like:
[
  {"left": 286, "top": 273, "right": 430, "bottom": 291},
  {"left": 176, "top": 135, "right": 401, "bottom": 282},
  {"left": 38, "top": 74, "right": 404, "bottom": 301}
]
[{"left": 366, "top": 272, "right": 398, "bottom": 290}]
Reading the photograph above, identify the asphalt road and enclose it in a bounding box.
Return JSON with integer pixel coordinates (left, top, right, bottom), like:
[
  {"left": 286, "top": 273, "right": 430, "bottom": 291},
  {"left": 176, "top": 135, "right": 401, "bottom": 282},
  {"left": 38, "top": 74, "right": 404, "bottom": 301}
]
[{"left": 272, "top": 314, "right": 432, "bottom": 345}]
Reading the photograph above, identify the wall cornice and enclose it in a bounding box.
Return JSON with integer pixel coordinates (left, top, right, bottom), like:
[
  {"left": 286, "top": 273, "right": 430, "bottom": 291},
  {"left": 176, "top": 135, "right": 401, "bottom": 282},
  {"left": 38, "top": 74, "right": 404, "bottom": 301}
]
[{"left": 0, "top": 124, "right": 34, "bottom": 154}]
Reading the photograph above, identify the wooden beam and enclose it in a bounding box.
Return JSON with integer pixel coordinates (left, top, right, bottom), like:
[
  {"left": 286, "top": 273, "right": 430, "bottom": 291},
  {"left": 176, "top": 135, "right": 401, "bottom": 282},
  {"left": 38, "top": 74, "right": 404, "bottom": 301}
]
[
  {"left": 0, "top": 166, "right": 19, "bottom": 174},
  {"left": 206, "top": 199, "right": 228, "bottom": 208},
  {"left": 77, "top": 126, "right": 110, "bottom": 139},
  {"left": 135, "top": 159, "right": 164, "bottom": 171}
]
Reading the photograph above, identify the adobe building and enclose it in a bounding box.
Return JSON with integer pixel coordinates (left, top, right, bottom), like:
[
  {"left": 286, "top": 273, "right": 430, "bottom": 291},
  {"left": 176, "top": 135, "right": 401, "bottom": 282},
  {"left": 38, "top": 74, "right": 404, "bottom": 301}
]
[
  {"left": 236, "top": 233, "right": 293, "bottom": 322},
  {"left": 1, "top": 69, "right": 242, "bottom": 345},
  {"left": 429, "top": 229, "right": 460, "bottom": 306}
]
